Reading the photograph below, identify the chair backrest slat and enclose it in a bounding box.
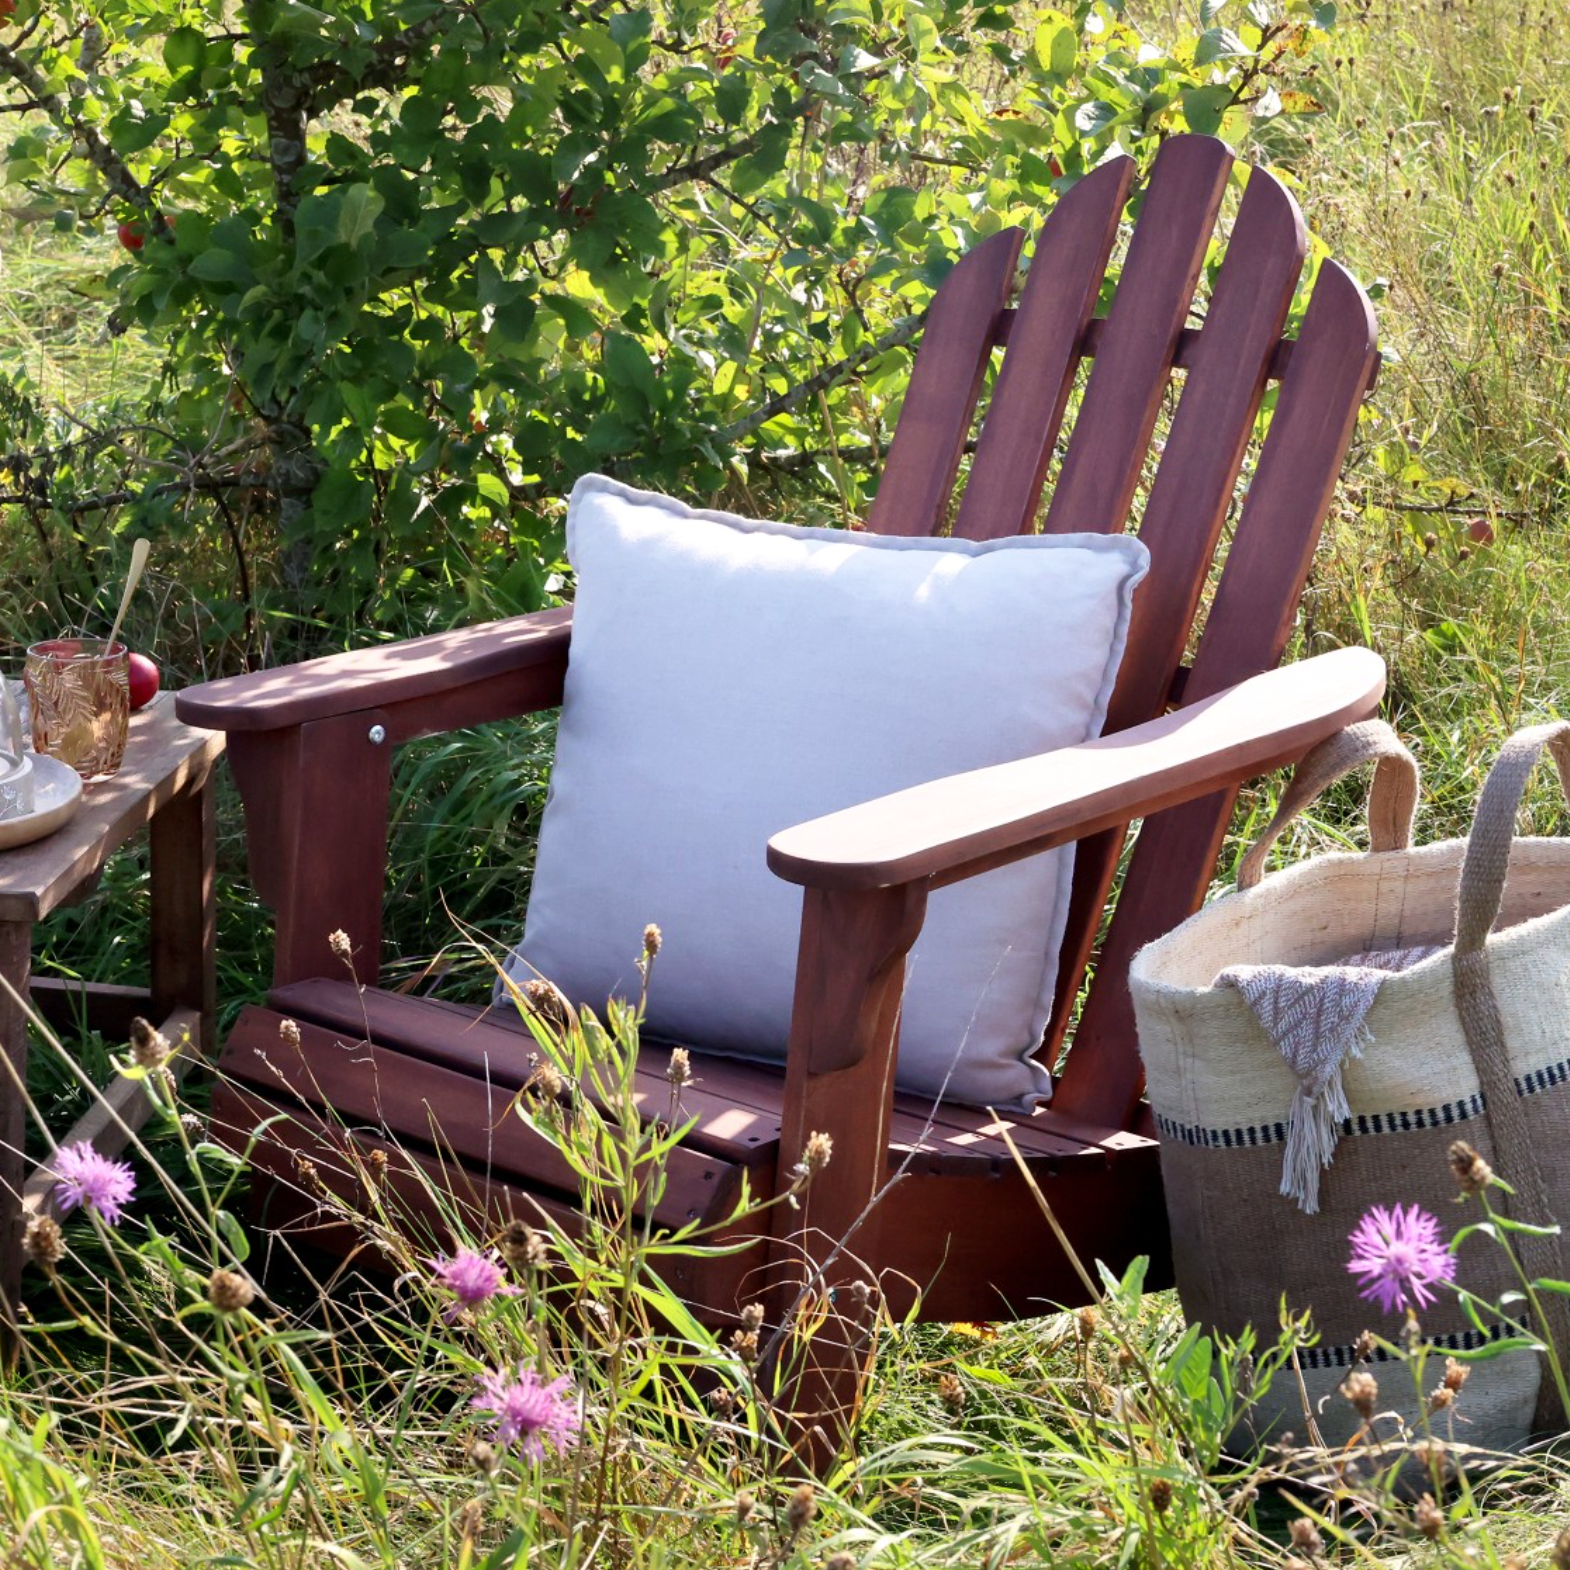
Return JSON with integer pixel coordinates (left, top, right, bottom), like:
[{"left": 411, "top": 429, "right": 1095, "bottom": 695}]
[
  {"left": 1036, "top": 164, "right": 1313, "bottom": 1061},
  {"left": 951, "top": 159, "right": 1133, "bottom": 541},
  {"left": 1040, "top": 135, "right": 1232, "bottom": 537},
  {"left": 865, "top": 229, "right": 1022, "bottom": 536},
  {"left": 1052, "top": 259, "right": 1381, "bottom": 1127}
]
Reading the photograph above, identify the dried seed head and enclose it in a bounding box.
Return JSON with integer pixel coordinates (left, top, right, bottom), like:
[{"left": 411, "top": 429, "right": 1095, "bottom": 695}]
[
  {"left": 739, "top": 1301, "right": 765, "bottom": 1333},
  {"left": 207, "top": 1269, "right": 256, "bottom": 1314},
  {"left": 1412, "top": 1437, "right": 1449, "bottom": 1477},
  {"left": 23, "top": 1214, "right": 66, "bottom": 1269},
  {"left": 734, "top": 1488, "right": 755, "bottom": 1524},
  {"left": 1443, "top": 1357, "right": 1469, "bottom": 1393},
  {"left": 666, "top": 1047, "right": 693, "bottom": 1088},
  {"left": 1448, "top": 1140, "right": 1493, "bottom": 1194},
  {"left": 1352, "top": 1328, "right": 1376, "bottom": 1362},
  {"left": 1288, "top": 1518, "right": 1324, "bottom": 1557},
  {"left": 179, "top": 1112, "right": 206, "bottom": 1141},
  {"left": 1077, "top": 1305, "right": 1099, "bottom": 1340},
  {"left": 1341, "top": 1369, "right": 1378, "bottom": 1419},
  {"left": 279, "top": 1017, "right": 302, "bottom": 1050},
  {"left": 824, "top": 1555, "right": 857, "bottom": 1570},
  {"left": 1148, "top": 1477, "right": 1172, "bottom": 1513},
  {"left": 643, "top": 923, "right": 662, "bottom": 958},
  {"left": 1552, "top": 1526, "right": 1570, "bottom": 1569},
  {"left": 499, "top": 1218, "right": 548, "bottom": 1270},
  {"left": 467, "top": 1437, "right": 498, "bottom": 1475},
  {"left": 529, "top": 1059, "right": 566, "bottom": 1100},
  {"left": 786, "top": 1482, "right": 817, "bottom": 1531},
  {"left": 328, "top": 929, "right": 353, "bottom": 961},
  {"left": 1428, "top": 1384, "right": 1455, "bottom": 1412},
  {"left": 729, "top": 1327, "right": 760, "bottom": 1363},
  {"left": 523, "top": 978, "right": 568, "bottom": 1027},
  {"left": 938, "top": 1372, "right": 966, "bottom": 1412},
  {"left": 1423, "top": 531, "right": 1440, "bottom": 552},
  {"left": 709, "top": 1385, "right": 736, "bottom": 1414},
  {"left": 1414, "top": 1492, "right": 1444, "bottom": 1541},
  {"left": 802, "top": 1130, "right": 833, "bottom": 1175},
  {"left": 458, "top": 1497, "right": 485, "bottom": 1540},
  {"left": 129, "top": 1016, "right": 170, "bottom": 1069},
  {"left": 366, "top": 1148, "right": 388, "bottom": 1188},
  {"left": 1116, "top": 1342, "right": 1136, "bottom": 1370}
]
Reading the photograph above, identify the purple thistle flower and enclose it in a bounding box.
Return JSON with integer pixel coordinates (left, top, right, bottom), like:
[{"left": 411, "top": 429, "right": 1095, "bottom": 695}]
[
  {"left": 51, "top": 1141, "right": 136, "bottom": 1225},
  {"left": 430, "top": 1247, "right": 518, "bottom": 1321},
  {"left": 1347, "top": 1203, "right": 1457, "bottom": 1315},
  {"left": 471, "top": 1365, "right": 580, "bottom": 1460}
]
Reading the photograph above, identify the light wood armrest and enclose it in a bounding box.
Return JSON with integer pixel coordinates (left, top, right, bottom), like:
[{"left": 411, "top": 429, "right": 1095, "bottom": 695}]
[
  {"left": 175, "top": 606, "right": 573, "bottom": 738},
  {"left": 767, "top": 646, "right": 1386, "bottom": 891}
]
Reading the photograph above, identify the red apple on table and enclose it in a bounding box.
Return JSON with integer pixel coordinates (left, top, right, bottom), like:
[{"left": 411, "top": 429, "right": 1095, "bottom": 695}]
[{"left": 127, "top": 652, "right": 160, "bottom": 710}]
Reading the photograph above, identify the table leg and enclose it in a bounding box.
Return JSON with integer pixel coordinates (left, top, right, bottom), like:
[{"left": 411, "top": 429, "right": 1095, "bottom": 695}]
[
  {"left": 0, "top": 919, "right": 33, "bottom": 1362},
  {"left": 150, "top": 768, "right": 217, "bottom": 1061}
]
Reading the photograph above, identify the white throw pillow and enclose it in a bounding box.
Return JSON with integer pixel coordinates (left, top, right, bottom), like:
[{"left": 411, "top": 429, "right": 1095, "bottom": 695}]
[{"left": 507, "top": 474, "right": 1148, "bottom": 1111}]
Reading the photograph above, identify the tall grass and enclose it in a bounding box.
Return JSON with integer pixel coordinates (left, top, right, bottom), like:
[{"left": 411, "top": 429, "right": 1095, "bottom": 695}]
[{"left": 1260, "top": 0, "right": 1570, "bottom": 857}]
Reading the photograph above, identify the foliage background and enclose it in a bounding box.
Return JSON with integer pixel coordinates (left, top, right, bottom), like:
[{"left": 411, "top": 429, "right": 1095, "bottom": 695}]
[{"left": 1, "top": 0, "right": 1332, "bottom": 660}]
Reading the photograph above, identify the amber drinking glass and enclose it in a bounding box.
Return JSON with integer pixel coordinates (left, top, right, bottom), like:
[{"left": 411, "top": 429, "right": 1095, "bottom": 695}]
[{"left": 24, "top": 638, "right": 131, "bottom": 781}]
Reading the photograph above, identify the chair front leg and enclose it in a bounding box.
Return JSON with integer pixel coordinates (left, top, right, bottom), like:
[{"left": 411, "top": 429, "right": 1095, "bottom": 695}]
[
  {"left": 768, "top": 879, "right": 927, "bottom": 1470},
  {"left": 227, "top": 710, "right": 393, "bottom": 988}
]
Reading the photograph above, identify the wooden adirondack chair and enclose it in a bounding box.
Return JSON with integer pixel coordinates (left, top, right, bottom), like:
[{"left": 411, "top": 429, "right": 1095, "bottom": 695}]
[{"left": 176, "top": 134, "right": 1382, "bottom": 1440}]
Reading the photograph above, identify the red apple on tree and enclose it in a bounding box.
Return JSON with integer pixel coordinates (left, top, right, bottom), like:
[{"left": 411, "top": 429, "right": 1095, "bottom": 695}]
[
  {"left": 127, "top": 652, "right": 160, "bottom": 711},
  {"left": 0, "top": 0, "right": 16, "bottom": 24},
  {"left": 118, "top": 222, "right": 144, "bottom": 251}
]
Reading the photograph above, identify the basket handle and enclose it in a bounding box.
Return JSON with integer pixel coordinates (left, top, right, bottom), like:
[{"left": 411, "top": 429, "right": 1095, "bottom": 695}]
[
  {"left": 1451, "top": 721, "right": 1570, "bottom": 1431},
  {"left": 1236, "top": 720, "right": 1420, "bottom": 891}
]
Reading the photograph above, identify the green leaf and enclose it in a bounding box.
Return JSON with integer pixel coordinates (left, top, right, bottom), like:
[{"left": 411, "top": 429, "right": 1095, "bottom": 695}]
[
  {"left": 189, "top": 248, "right": 252, "bottom": 285},
  {"left": 1446, "top": 1335, "right": 1543, "bottom": 1361},
  {"left": 603, "top": 332, "right": 659, "bottom": 415},
  {"left": 1074, "top": 99, "right": 1120, "bottom": 135},
  {"left": 1181, "top": 85, "right": 1234, "bottom": 135},
  {"left": 214, "top": 1208, "right": 250, "bottom": 1264},
  {"left": 1489, "top": 1215, "right": 1563, "bottom": 1238},
  {"left": 336, "top": 184, "right": 385, "bottom": 249},
  {"left": 1196, "top": 25, "right": 1251, "bottom": 63},
  {"left": 475, "top": 472, "right": 511, "bottom": 506},
  {"left": 163, "top": 26, "right": 208, "bottom": 74}
]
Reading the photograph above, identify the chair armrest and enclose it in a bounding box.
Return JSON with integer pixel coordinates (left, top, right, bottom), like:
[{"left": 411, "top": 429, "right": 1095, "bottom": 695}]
[
  {"left": 767, "top": 646, "right": 1385, "bottom": 891},
  {"left": 175, "top": 606, "right": 573, "bottom": 741}
]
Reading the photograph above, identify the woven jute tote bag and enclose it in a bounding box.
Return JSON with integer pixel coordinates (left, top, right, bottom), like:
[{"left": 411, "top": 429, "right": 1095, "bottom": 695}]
[{"left": 1131, "top": 720, "right": 1570, "bottom": 1451}]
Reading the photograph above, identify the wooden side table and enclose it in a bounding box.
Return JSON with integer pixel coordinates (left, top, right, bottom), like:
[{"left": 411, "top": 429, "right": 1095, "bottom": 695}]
[{"left": 0, "top": 696, "right": 223, "bottom": 1336}]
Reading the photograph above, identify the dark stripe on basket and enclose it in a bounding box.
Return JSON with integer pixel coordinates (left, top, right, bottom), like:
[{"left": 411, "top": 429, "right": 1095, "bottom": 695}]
[
  {"left": 1155, "top": 1054, "right": 1570, "bottom": 1150},
  {"left": 1299, "top": 1322, "right": 1515, "bottom": 1371}
]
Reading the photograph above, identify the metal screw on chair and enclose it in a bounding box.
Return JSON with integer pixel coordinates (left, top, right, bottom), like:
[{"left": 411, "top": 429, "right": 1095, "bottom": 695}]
[{"left": 368, "top": 724, "right": 387, "bottom": 745}]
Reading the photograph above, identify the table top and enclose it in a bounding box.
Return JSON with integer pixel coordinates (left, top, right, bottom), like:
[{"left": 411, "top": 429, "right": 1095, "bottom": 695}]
[{"left": 0, "top": 695, "right": 224, "bottom": 922}]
